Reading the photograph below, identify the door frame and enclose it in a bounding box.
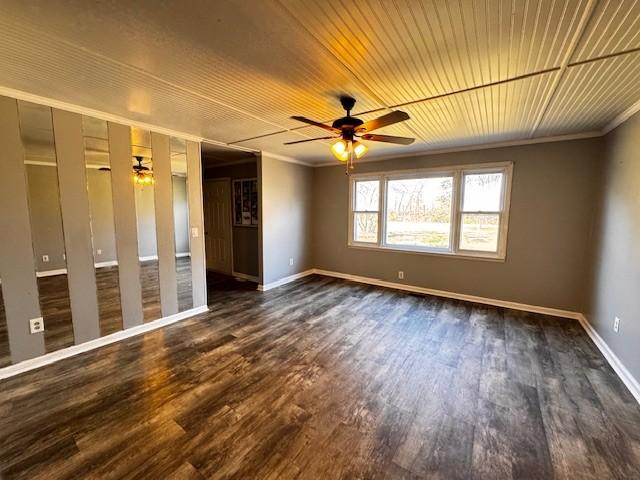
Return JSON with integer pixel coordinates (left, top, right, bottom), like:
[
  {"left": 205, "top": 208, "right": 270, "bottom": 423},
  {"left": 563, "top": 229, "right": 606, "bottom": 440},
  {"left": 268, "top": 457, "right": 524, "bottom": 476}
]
[{"left": 203, "top": 177, "right": 234, "bottom": 275}]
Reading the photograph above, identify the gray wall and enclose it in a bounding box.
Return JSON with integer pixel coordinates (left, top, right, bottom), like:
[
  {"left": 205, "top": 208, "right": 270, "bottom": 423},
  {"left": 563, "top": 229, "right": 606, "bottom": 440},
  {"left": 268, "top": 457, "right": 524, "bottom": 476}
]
[
  {"left": 25, "top": 167, "right": 189, "bottom": 267},
  {"left": 204, "top": 160, "right": 259, "bottom": 277},
  {"left": 172, "top": 176, "right": 190, "bottom": 255},
  {"left": 261, "top": 154, "right": 314, "bottom": 285},
  {"left": 134, "top": 184, "right": 159, "bottom": 259},
  {"left": 87, "top": 169, "right": 117, "bottom": 263},
  {"left": 585, "top": 111, "right": 640, "bottom": 382},
  {"left": 26, "top": 164, "right": 67, "bottom": 271},
  {"left": 313, "top": 138, "right": 604, "bottom": 312}
]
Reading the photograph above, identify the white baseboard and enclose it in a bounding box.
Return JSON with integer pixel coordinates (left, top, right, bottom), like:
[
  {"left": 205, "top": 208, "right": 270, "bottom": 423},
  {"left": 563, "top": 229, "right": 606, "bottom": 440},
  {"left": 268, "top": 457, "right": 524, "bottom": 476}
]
[
  {"left": 258, "top": 269, "right": 316, "bottom": 291},
  {"left": 139, "top": 255, "right": 159, "bottom": 262},
  {"left": 313, "top": 268, "right": 640, "bottom": 405},
  {"left": 0, "top": 305, "right": 209, "bottom": 380},
  {"left": 94, "top": 260, "right": 118, "bottom": 268},
  {"left": 232, "top": 271, "right": 259, "bottom": 283},
  {"left": 577, "top": 314, "right": 640, "bottom": 405},
  {"left": 36, "top": 268, "right": 67, "bottom": 278},
  {"left": 176, "top": 252, "right": 191, "bottom": 258},
  {"left": 314, "top": 269, "right": 581, "bottom": 320}
]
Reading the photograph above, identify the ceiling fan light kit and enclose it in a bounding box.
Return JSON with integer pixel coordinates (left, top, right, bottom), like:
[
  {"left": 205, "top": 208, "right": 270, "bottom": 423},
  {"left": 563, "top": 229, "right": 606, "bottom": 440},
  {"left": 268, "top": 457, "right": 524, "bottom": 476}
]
[
  {"left": 286, "top": 95, "right": 414, "bottom": 173},
  {"left": 132, "top": 155, "right": 154, "bottom": 186}
]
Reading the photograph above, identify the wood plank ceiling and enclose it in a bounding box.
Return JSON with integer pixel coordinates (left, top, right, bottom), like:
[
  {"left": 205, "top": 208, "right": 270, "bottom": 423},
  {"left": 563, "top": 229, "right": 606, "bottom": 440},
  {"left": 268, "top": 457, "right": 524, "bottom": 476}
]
[{"left": 0, "top": 0, "right": 638, "bottom": 165}]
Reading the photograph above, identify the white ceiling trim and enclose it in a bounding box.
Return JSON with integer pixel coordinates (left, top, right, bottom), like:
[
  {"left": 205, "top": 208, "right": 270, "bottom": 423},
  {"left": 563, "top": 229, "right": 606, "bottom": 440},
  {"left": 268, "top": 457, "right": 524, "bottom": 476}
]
[
  {"left": 313, "top": 131, "right": 604, "bottom": 168},
  {"left": 0, "top": 85, "right": 260, "bottom": 153},
  {"left": 602, "top": 98, "right": 640, "bottom": 134},
  {"left": 261, "top": 151, "right": 315, "bottom": 167}
]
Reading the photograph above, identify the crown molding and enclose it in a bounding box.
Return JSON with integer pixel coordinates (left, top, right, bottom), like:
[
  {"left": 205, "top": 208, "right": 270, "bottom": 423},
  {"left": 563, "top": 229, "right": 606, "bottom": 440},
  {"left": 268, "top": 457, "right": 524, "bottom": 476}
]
[
  {"left": 260, "top": 151, "right": 315, "bottom": 167},
  {"left": 602, "top": 98, "right": 640, "bottom": 135},
  {"left": 312, "top": 131, "right": 604, "bottom": 167},
  {"left": 0, "top": 85, "right": 254, "bottom": 155}
]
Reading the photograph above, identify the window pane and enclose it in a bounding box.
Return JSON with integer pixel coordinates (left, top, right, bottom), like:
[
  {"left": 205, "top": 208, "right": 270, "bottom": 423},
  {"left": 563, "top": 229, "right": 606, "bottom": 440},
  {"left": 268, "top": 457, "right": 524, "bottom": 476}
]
[
  {"left": 355, "top": 180, "right": 379, "bottom": 211},
  {"left": 463, "top": 173, "right": 503, "bottom": 211},
  {"left": 459, "top": 213, "right": 500, "bottom": 252},
  {"left": 354, "top": 212, "right": 378, "bottom": 243},
  {"left": 385, "top": 177, "right": 452, "bottom": 249}
]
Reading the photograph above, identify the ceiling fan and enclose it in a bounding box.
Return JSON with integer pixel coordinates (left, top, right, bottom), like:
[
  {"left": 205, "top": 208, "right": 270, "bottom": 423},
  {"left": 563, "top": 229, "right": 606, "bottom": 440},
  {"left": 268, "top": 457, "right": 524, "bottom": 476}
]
[
  {"left": 285, "top": 96, "right": 414, "bottom": 171},
  {"left": 97, "top": 156, "right": 154, "bottom": 186}
]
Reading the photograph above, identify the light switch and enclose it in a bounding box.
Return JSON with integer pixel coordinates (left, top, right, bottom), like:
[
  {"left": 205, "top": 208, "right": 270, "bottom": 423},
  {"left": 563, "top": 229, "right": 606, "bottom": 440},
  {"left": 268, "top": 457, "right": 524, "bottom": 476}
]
[{"left": 191, "top": 227, "right": 199, "bottom": 238}]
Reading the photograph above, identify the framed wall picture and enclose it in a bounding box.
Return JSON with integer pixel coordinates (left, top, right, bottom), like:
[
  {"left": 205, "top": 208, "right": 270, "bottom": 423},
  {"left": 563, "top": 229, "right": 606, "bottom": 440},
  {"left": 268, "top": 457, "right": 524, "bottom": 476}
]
[{"left": 233, "top": 178, "right": 258, "bottom": 227}]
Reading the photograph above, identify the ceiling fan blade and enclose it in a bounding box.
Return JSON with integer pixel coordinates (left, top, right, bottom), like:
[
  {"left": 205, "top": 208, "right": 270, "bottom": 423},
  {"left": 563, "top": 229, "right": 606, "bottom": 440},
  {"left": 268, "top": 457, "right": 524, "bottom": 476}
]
[
  {"left": 291, "top": 116, "right": 340, "bottom": 133},
  {"left": 360, "top": 133, "right": 415, "bottom": 145},
  {"left": 358, "top": 111, "right": 410, "bottom": 132},
  {"left": 283, "top": 136, "right": 336, "bottom": 145}
]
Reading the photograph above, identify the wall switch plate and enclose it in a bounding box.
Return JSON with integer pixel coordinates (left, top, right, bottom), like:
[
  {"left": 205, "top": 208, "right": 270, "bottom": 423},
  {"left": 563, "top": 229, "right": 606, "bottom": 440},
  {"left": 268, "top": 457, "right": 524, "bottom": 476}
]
[
  {"left": 398, "top": 271, "right": 404, "bottom": 280},
  {"left": 29, "top": 317, "right": 45, "bottom": 334},
  {"left": 97, "top": 249, "right": 102, "bottom": 255},
  {"left": 289, "top": 258, "right": 294, "bottom": 266},
  {"left": 191, "top": 227, "right": 199, "bottom": 238},
  {"left": 614, "top": 317, "right": 620, "bottom": 333},
  {"left": 42, "top": 255, "right": 49, "bottom": 263}
]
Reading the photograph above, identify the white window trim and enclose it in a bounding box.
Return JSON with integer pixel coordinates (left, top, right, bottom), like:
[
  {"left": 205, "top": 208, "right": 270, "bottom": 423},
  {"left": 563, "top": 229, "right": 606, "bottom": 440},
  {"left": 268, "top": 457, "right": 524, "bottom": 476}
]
[{"left": 348, "top": 161, "right": 513, "bottom": 261}]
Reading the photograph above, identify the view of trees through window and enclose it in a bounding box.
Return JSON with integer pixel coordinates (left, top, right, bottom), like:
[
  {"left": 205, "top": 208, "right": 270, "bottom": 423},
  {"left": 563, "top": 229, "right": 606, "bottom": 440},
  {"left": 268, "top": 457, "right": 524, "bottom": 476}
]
[
  {"left": 386, "top": 177, "right": 453, "bottom": 248},
  {"left": 353, "top": 180, "right": 379, "bottom": 243},
  {"left": 459, "top": 173, "right": 503, "bottom": 252},
  {"left": 350, "top": 166, "right": 509, "bottom": 257}
]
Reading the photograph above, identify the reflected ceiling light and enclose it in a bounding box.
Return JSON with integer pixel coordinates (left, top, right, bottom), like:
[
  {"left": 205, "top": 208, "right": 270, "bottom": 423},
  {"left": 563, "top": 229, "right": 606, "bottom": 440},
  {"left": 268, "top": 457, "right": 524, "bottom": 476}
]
[{"left": 132, "top": 155, "right": 154, "bottom": 186}]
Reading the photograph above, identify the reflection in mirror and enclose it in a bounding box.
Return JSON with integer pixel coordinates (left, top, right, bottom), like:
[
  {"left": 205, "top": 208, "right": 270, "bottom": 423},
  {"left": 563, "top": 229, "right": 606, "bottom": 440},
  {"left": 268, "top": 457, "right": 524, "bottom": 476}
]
[
  {"left": 171, "top": 137, "right": 193, "bottom": 312},
  {"left": 18, "top": 101, "right": 74, "bottom": 352},
  {"left": 131, "top": 127, "right": 161, "bottom": 322},
  {"left": 82, "top": 116, "right": 124, "bottom": 336},
  {"left": 0, "top": 279, "right": 10, "bottom": 367}
]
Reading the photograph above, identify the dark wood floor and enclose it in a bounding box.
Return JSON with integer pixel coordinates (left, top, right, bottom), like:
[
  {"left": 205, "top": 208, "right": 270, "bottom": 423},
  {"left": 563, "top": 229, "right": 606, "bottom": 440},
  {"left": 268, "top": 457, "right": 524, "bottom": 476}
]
[
  {"left": 0, "top": 258, "right": 194, "bottom": 359},
  {"left": 1, "top": 275, "right": 639, "bottom": 479}
]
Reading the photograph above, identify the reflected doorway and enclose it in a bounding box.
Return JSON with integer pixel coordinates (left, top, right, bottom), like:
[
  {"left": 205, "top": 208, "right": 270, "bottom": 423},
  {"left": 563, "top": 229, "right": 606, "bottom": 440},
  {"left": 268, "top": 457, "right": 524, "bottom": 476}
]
[{"left": 201, "top": 143, "right": 259, "bottom": 298}]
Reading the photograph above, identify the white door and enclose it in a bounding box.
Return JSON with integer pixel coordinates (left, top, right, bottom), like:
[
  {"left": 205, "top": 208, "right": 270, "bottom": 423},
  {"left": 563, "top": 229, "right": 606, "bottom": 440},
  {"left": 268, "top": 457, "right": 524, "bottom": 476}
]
[{"left": 203, "top": 179, "right": 233, "bottom": 274}]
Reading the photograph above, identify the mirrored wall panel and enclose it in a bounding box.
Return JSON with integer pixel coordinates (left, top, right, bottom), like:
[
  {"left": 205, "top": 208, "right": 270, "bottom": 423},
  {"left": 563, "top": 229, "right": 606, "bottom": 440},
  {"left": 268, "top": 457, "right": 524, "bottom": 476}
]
[
  {"left": 82, "top": 116, "right": 124, "bottom": 336},
  {"left": 18, "top": 101, "right": 75, "bottom": 353},
  {"left": 131, "top": 127, "right": 161, "bottom": 322},
  {"left": 0, "top": 280, "right": 9, "bottom": 367},
  {"left": 171, "top": 137, "right": 193, "bottom": 312}
]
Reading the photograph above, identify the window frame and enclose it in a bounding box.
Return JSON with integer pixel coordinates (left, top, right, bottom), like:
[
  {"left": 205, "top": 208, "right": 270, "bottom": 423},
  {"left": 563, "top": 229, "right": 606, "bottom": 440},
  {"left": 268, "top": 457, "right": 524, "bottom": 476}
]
[
  {"left": 349, "top": 176, "right": 383, "bottom": 246},
  {"left": 347, "top": 161, "right": 513, "bottom": 261}
]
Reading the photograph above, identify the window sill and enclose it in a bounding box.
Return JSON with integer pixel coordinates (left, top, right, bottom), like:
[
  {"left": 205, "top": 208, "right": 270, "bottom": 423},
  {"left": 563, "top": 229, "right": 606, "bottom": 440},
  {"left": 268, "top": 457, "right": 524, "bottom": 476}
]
[{"left": 347, "top": 243, "right": 506, "bottom": 262}]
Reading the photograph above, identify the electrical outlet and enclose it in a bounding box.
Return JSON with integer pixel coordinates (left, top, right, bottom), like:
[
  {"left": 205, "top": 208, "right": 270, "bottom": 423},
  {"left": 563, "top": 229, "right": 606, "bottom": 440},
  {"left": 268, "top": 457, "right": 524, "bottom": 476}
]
[
  {"left": 614, "top": 317, "right": 620, "bottom": 333},
  {"left": 29, "top": 317, "right": 45, "bottom": 334},
  {"left": 398, "top": 271, "right": 404, "bottom": 280},
  {"left": 289, "top": 258, "right": 294, "bottom": 266},
  {"left": 42, "top": 254, "right": 49, "bottom": 263},
  {"left": 97, "top": 249, "right": 102, "bottom": 255}
]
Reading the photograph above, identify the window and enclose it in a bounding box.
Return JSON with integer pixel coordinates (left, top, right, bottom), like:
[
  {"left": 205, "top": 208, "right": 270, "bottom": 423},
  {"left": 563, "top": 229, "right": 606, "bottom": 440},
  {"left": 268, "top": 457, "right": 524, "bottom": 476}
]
[
  {"left": 352, "top": 179, "right": 380, "bottom": 243},
  {"left": 348, "top": 162, "right": 512, "bottom": 260},
  {"left": 385, "top": 176, "right": 453, "bottom": 249}
]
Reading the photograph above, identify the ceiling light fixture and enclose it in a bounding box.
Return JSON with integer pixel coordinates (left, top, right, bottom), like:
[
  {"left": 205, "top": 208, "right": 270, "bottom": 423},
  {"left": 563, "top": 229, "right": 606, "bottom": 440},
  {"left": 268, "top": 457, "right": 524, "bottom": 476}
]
[
  {"left": 132, "top": 155, "right": 154, "bottom": 186},
  {"left": 331, "top": 139, "right": 369, "bottom": 164},
  {"left": 285, "top": 96, "right": 414, "bottom": 174}
]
